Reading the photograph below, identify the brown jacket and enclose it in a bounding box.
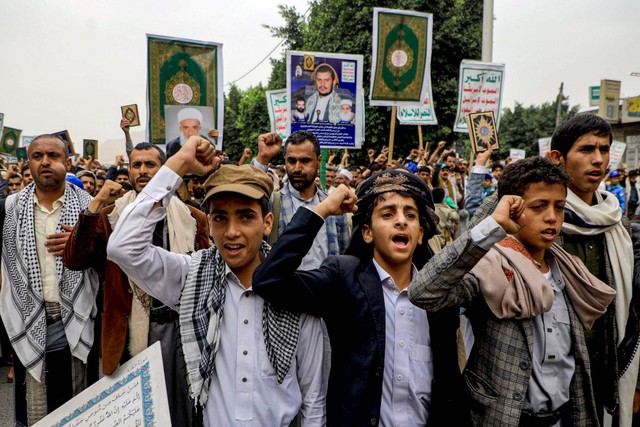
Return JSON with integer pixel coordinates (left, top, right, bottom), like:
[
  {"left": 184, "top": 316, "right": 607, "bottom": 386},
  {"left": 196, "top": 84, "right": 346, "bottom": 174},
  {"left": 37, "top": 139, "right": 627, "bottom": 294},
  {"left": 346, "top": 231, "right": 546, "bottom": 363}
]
[{"left": 63, "top": 199, "right": 210, "bottom": 374}]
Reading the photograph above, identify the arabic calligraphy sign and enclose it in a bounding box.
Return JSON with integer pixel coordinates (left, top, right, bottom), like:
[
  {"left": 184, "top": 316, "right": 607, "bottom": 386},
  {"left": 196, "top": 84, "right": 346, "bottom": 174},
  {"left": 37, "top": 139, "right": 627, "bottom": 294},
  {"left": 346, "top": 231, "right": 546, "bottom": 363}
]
[
  {"left": 397, "top": 95, "right": 437, "bottom": 125},
  {"left": 454, "top": 60, "right": 505, "bottom": 133},
  {"left": 34, "top": 342, "right": 170, "bottom": 427},
  {"left": 266, "top": 89, "right": 289, "bottom": 141}
]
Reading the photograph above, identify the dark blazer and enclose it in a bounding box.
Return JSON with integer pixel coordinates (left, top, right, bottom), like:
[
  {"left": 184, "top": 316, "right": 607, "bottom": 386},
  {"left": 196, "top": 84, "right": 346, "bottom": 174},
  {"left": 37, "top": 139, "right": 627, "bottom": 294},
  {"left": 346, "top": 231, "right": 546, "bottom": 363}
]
[
  {"left": 253, "top": 207, "right": 468, "bottom": 427},
  {"left": 63, "top": 200, "right": 210, "bottom": 374}
]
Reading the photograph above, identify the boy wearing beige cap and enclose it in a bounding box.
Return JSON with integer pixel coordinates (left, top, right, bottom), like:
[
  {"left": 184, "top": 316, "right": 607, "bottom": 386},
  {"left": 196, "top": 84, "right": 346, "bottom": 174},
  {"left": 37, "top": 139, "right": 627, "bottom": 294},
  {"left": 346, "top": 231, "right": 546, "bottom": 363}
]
[{"left": 108, "top": 136, "right": 326, "bottom": 426}]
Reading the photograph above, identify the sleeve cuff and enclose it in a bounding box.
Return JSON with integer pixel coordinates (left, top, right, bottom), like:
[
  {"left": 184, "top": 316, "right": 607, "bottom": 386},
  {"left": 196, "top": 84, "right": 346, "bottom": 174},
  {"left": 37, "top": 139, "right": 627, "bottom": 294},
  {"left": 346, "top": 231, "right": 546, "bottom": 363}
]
[
  {"left": 469, "top": 216, "right": 507, "bottom": 250},
  {"left": 139, "top": 166, "right": 183, "bottom": 206},
  {"left": 303, "top": 205, "right": 326, "bottom": 222},
  {"left": 471, "top": 165, "right": 490, "bottom": 174},
  {"left": 251, "top": 158, "right": 269, "bottom": 172}
]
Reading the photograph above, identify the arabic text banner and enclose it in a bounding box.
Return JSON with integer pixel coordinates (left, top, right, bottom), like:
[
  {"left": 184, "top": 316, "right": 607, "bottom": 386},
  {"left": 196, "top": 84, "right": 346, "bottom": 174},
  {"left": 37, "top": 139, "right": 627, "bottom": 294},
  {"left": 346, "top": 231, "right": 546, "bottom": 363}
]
[
  {"left": 34, "top": 342, "right": 170, "bottom": 427},
  {"left": 454, "top": 60, "right": 505, "bottom": 133},
  {"left": 266, "top": 89, "right": 289, "bottom": 141},
  {"left": 397, "top": 96, "right": 437, "bottom": 125},
  {"left": 287, "top": 51, "right": 364, "bottom": 149},
  {"left": 370, "top": 8, "right": 433, "bottom": 107},
  {"left": 147, "top": 34, "right": 224, "bottom": 147}
]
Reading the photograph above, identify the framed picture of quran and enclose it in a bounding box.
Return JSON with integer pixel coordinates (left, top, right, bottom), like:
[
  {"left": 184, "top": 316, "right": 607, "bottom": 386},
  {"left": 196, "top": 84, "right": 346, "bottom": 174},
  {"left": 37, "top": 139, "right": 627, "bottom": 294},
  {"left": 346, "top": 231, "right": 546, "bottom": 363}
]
[
  {"left": 51, "top": 129, "right": 76, "bottom": 155},
  {"left": 83, "top": 139, "right": 98, "bottom": 160},
  {"left": 121, "top": 104, "right": 141, "bottom": 127},
  {"left": 465, "top": 111, "right": 499, "bottom": 154}
]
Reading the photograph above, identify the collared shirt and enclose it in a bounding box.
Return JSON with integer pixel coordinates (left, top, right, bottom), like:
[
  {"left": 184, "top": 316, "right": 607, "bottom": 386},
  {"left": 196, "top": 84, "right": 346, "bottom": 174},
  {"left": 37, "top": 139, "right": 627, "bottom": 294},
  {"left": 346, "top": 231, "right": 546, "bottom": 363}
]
[
  {"left": 107, "top": 166, "right": 326, "bottom": 427},
  {"left": 33, "top": 193, "right": 65, "bottom": 303},
  {"left": 524, "top": 258, "right": 574, "bottom": 414},
  {"left": 374, "top": 259, "right": 431, "bottom": 427},
  {"left": 288, "top": 183, "right": 329, "bottom": 271}
]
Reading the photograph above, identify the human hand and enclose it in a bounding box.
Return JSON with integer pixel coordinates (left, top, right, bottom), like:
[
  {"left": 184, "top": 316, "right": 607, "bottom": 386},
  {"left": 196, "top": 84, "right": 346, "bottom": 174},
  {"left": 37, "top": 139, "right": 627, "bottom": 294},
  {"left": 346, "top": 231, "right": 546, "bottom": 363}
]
[
  {"left": 437, "top": 140, "right": 446, "bottom": 150},
  {"left": 120, "top": 119, "right": 131, "bottom": 133},
  {"left": 315, "top": 184, "right": 358, "bottom": 219},
  {"left": 46, "top": 224, "right": 74, "bottom": 256},
  {"left": 490, "top": 195, "right": 525, "bottom": 235},
  {"left": 255, "top": 132, "right": 282, "bottom": 165},
  {"left": 475, "top": 145, "right": 493, "bottom": 166},
  {"left": 88, "top": 180, "right": 126, "bottom": 212},
  {"left": 208, "top": 129, "right": 220, "bottom": 139},
  {"left": 115, "top": 154, "right": 125, "bottom": 166},
  {"left": 243, "top": 148, "right": 252, "bottom": 156},
  {"left": 166, "top": 136, "right": 219, "bottom": 177}
]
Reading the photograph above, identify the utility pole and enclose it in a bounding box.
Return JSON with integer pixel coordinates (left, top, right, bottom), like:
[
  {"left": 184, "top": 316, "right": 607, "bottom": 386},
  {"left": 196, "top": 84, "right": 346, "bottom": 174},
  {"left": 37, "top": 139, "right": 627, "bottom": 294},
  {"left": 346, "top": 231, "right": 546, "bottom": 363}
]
[
  {"left": 482, "top": 0, "right": 494, "bottom": 62},
  {"left": 556, "top": 83, "right": 566, "bottom": 127}
]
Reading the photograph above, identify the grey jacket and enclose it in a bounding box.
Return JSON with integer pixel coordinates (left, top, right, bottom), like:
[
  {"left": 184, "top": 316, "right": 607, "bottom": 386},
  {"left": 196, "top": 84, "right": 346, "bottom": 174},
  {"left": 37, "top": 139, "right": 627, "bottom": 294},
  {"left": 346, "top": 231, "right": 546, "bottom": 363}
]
[{"left": 408, "top": 231, "right": 599, "bottom": 426}]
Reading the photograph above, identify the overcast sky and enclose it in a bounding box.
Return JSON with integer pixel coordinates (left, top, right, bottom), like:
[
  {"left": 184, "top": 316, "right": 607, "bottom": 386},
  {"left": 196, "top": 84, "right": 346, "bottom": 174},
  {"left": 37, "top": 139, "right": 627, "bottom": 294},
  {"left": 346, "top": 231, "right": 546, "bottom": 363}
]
[{"left": 1, "top": 0, "right": 639, "bottom": 156}]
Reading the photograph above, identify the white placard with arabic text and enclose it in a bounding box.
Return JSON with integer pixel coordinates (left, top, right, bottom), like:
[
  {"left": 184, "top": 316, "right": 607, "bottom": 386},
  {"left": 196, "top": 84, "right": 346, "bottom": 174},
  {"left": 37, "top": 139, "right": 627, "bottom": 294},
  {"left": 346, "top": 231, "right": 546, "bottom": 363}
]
[
  {"left": 266, "top": 89, "right": 289, "bottom": 141},
  {"left": 454, "top": 60, "right": 505, "bottom": 133},
  {"left": 609, "top": 141, "right": 627, "bottom": 170},
  {"left": 34, "top": 342, "right": 170, "bottom": 427}
]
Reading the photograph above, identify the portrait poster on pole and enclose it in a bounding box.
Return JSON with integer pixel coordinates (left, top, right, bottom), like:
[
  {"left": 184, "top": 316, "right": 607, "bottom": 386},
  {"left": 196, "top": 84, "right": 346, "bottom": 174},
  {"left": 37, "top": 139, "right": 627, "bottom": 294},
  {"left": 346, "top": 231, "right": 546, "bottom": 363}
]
[
  {"left": 287, "top": 51, "right": 364, "bottom": 149},
  {"left": 147, "top": 34, "right": 223, "bottom": 146},
  {"left": 266, "top": 89, "right": 289, "bottom": 141},
  {"left": 454, "top": 60, "right": 505, "bottom": 133},
  {"left": 370, "top": 8, "right": 433, "bottom": 107},
  {"left": 34, "top": 342, "right": 170, "bottom": 427}
]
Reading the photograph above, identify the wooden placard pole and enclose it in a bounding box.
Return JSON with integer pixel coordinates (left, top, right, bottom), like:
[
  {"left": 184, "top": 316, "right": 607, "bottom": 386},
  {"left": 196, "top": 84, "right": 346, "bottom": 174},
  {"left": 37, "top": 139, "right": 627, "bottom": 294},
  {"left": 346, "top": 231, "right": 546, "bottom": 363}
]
[
  {"left": 388, "top": 106, "right": 397, "bottom": 166},
  {"left": 418, "top": 125, "right": 424, "bottom": 152}
]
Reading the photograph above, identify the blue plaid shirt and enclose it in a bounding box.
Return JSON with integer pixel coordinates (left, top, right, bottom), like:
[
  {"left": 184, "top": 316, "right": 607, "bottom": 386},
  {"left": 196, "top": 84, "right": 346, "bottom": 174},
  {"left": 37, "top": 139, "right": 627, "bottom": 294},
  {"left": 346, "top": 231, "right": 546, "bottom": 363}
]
[{"left": 278, "top": 182, "right": 350, "bottom": 256}]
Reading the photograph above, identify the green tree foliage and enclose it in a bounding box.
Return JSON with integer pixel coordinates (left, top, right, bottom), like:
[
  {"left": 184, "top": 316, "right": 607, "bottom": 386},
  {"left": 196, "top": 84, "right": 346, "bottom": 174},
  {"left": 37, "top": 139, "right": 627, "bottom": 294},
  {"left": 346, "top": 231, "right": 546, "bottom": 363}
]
[
  {"left": 223, "top": 83, "right": 273, "bottom": 163},
  {"left": 498, "top": 100, "right": 579, "bottom": 160},
  {"left": 266, "top": 0, "right": 483, "bottom": 164}
]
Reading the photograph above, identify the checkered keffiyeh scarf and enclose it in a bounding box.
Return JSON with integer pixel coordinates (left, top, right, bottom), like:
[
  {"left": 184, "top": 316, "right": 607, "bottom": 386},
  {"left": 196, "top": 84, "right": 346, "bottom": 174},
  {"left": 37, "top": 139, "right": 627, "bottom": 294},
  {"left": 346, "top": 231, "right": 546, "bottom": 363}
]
[
  {"left": 0, "top": 183, "right": 98, "bottom": 381},
  {"left": 179, "top": 240, "right": 300, "bottom": 405}
]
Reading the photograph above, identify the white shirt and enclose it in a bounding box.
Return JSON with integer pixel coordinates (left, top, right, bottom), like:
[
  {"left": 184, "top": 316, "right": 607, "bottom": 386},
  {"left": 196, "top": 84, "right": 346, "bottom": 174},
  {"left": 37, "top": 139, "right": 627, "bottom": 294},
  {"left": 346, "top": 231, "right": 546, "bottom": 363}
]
[
  {"left": 33, "top": 193, "right": 64, "bottom": 303},
  {"left": 311, "top": 96, "right": 331, "bottom": 123},
  {"left": 374, "top": 259, "right": 431, "bottom": 427},
  {"left": 107, "top": 166, "right": 326, "bottom": 427}
]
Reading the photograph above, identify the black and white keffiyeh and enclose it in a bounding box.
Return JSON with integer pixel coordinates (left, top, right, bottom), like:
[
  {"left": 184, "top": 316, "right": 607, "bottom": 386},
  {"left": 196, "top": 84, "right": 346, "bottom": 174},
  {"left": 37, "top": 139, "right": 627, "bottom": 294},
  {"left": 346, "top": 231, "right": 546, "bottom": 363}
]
[
  {"left": 0, "top": 182, "right": 99, "bottom": 381},
  {"left": 179, "top": 240, "right": 300, "bottom": 405}
]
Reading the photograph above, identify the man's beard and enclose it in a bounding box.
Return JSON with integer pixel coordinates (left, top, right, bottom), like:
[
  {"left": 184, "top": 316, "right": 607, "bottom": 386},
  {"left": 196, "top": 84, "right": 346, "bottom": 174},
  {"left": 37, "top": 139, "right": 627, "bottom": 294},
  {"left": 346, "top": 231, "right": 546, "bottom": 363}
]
[
  {"left": 339, "top": 112, "right": 354, "bottom": 122},
  {"left": 180, "top": 132, "right": 189, "bottom": 146},
  {"left": 193, "top": 188, "right": 205, "bottom": 199},
  {"left": 288, "top": 173, "right": 315, "bottom": 192},
  {"left": 296, "top": 107, "right": 305, "bottom": 112},
  {"left": 318, "top": 86, "right": 334, "bottom": 97}
]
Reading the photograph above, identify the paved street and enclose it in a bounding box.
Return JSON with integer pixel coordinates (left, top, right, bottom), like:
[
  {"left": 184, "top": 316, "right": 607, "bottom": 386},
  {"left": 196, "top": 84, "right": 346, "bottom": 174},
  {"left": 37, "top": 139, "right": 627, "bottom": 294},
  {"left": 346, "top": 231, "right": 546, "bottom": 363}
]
[{"left": 0, "top": 365, "right": 14, "bottom": 426}]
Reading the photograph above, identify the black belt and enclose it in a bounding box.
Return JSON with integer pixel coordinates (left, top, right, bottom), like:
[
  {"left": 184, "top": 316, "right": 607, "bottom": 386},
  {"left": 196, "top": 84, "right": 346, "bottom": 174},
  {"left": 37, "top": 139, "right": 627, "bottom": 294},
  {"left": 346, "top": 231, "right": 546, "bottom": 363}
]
[
  {"left": 149, "top": 306, "right": 179, "bottom": 324},
  {"left": 520, "top": 402, "right": 569, "bottom": 427}
]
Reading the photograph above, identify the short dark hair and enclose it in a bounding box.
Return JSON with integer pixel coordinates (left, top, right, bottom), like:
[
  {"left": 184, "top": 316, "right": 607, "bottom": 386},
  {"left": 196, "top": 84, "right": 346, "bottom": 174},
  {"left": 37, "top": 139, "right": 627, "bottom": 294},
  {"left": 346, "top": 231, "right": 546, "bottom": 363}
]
[
  {"left": 432, "top": 187, "right": 445, "bottom": 203},
  {"left": 116, "top": 168, "right": 129, "bottom": 177},
  {"left": 498, "top": 156, "right": 571, "bottom": 199},
  {"left": 285, "top": 130, "right": 320, "bottom": 156},
  {"left": 132, "top": 142, "right": 166, "bottom": 165},
  {"left": 30, "top": 134, "right": 69, "bottom": 159},
  {"left": 444, "top": 151, "right": 456, "bottom": 160},
  {"left": 551, "top": 113, "right": 612, "bottom": 158},
  {"left": 21, "top": 164, "right": 30, "bottom": 173}
]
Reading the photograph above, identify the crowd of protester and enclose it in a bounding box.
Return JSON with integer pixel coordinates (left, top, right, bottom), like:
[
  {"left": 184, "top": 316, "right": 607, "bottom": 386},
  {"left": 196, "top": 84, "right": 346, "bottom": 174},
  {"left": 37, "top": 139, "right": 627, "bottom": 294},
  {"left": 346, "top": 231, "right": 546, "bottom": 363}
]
[{"left": 1, "top": 113, "right": 640, "bottom": 426}]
